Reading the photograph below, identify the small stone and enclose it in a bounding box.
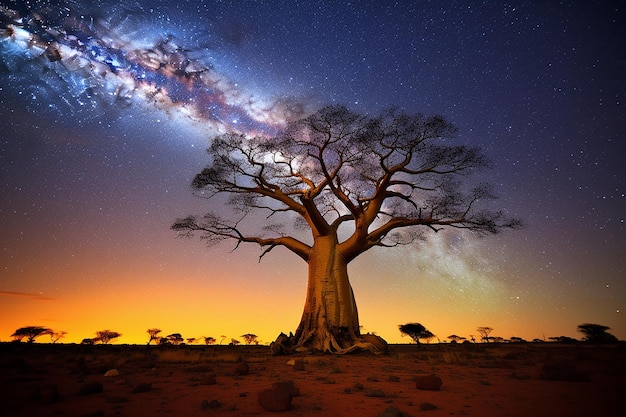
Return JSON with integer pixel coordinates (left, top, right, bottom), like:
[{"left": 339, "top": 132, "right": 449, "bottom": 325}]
[
  {"left": 201, "top": 399, "right": 221, "bottom": 409},
  {"left": 415, "top": 374, "right": 443, "bottom": 391},
  {"left": 104, "top": 369, "right": 119, "bottom": 377},
  {"left": 365, "top": 389, "right": 386, "bottom": 397},
  {"left": 258, "top": 388, "right": 292, "bottom": 412},
  {"left": 420, "top": 402, "right": 437, "bottom": 411},
  {"left": 234, "top": 361, "right": 249, "bottom": 376},
  {"left": 377, "top": 406, "right": 412, "bottom": 417},
  {"left": 272, "top": 381, "right": 300, "bottom": 397}
]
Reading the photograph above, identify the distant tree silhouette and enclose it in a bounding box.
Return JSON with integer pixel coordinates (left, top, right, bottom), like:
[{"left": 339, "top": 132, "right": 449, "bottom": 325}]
[
  {"left": 186, "top": 337, "right": 197, "bottom": 344},
  {"left": 147, "top": 328, "right": 162, "bottom": 345},
  {"left": 577, "top": 323, "right": 618, "bottom": 343},
  {"left": 447, "top": 334, "right": 466, "bottom": 343},
  {"left": 241, "top": 333, "right": 259, "bottom": 345},
  {"left": 204, "top": 336, "right": 216, "bottom": 345},
  {"left": 11, "top": 326, "right": 52, "bottom": 343},
  {"left": 476, "top": 327, "right": 493, "bottom": 343},
  {"left": 549, "top": 336, "right": 578, "bottom": 344},
  {"left": 94, "top": 330, "right": 122, "bottom": 344},
  {"left": 161, "top": 333, "right": 184, "bottom": 345},
  {"left": 81, "top": 338, "right": 95, "bottom": 345},
  {"left": 219, "top": 335, "right": 227, "bottom": 345},
  {"left": 398, "top": 323, "right": 434, "bottom": 345},
  {"left": 230, "top": 338, "right": 240, "bottom": 346},
  {"left": 49, "top": 330, "right": 67, "bottom": 344},
  {"left": 173, "top": 105, "right": 522, "bottom": 353},
  {"left": 509, "top": 336, "right": 526, "bottom": 343}
]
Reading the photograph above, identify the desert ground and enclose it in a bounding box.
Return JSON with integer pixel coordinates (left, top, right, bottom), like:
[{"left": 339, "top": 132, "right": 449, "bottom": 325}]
[{"left": 1, "top": 342, "right": 623, "bottom": 417}]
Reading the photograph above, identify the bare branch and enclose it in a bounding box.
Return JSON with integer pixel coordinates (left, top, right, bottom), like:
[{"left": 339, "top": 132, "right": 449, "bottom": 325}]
[{"left": 175, "top": 105, "right": 522, "bottom": 265}]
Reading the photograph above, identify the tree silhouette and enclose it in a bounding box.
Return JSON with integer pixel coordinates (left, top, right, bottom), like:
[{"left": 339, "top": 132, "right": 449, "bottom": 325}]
[
  {"left": 398, "top": 323, "right": 434, "bottom": 345},
  {"left": 204, "top": 336, "right": 216, "bottom": 345},
  {"left": 241, "top": 333, "right": 259, "bottom": 345},
  {"left": 11, "top": 326, "right": 52, "bottom": 343},
  {"left": 94, "top": 330, "right": 121, "bottom": 344},
  {"left": 147, "top": 328, "right": 162, "bottom": 345},
  {"left": 447, "top": 334, "right": 466, "bottom": 343},
  {"left": 549, "top": 336, "right": 578, "bottom": 343},
  {"left": 49, "top": 330, "right": 67, "bottom": 344},
  {"left": 230, "top": 338, "right": 240, "bottom": 346},
  {"left": 173, "top": 105, "right": 522, "bottom": 353},
  {"left": 577, "top": 323, "right": 618, "bottom": 343},
  {"left": 161, "top": 333, "right": 184, "bottom": 345},
  {"left": 476, "top": 327, "right": 493, "bottom": 343}
]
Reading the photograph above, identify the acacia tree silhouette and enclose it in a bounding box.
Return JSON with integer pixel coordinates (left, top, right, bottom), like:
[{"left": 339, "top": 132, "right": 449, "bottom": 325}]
[
  {"left": 241, "top": 333, "right": 259, "bottom": 345},
  {"left": 49, "top": 330, "right": 67, "bottom": 344},
  {"left": 577, "top": 323, "right": 618, "bottom": 343},
  {"left": 476, "top": 326, "right": 494, "bottom": 343},
  {"left": 94, "top": 330, "right": 121, "bottom": 344},
  {"left": 147, "top": 328, "right": 162, "bottom": 345},
  {"left": 399, "top": 323, "right": 434, "bottom": 345},
  {"left": 173, "top": 105, "right": 522, "bottom": 353},
  {"left": 11, "top": 326, "right": 52, "bottom": 343}
]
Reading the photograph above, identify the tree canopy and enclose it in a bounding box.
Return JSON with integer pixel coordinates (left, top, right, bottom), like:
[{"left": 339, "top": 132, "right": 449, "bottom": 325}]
[
  {"left": 577, "top": 323, "right": 618, "bottom": 343},
  {"left": 94, "top": 330, "right": 122, "bottom": 344},
  {"left": 399, "top": 323, "right": 434, "bottom": 345},
  {"left": 173, "top": 105, "right": 521, "bottom": 261},
  {"left": 11, "top": 326, "right": 52, "bottom": 343}
]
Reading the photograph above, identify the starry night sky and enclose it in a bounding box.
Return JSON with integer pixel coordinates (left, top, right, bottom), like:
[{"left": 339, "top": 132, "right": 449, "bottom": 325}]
[{"left": 1, "top": 0, "right": 624, "bottom": 344}]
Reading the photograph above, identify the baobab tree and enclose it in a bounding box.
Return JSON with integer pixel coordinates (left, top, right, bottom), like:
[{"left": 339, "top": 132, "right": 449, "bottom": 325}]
[{"left": 173, "top": 105, "right": 521, "bottom": 354}]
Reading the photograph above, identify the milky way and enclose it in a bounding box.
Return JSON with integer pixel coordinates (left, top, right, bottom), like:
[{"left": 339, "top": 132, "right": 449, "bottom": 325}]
[{"left": 0, "top": 0, "right": 304, "bottom": 135}]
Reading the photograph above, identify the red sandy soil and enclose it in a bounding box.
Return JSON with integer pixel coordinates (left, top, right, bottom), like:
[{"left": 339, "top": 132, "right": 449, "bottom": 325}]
[{"left": 1, "top": 342, "right": 623, "bottom": 417}]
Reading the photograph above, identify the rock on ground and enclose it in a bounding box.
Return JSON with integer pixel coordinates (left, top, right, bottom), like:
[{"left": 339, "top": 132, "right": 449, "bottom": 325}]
[{"left": 414, "top": 374, "right": 443, "bottom": 390}]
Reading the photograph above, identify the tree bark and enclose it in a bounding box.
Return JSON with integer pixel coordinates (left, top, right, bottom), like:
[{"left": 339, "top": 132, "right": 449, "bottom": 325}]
[{"left": 271, "top": 234, "right": 388, "bottom": 354}]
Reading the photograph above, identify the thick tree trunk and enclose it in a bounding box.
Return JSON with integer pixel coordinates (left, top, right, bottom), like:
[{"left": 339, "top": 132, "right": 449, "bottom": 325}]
[{"left": 271, "top": 235, "right": 388, "bottom": 354}]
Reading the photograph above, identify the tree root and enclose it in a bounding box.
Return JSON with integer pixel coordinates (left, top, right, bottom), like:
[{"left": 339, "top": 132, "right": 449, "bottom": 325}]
[{"left": 270, "top": 331, "right": 388, "bottom": 355}]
